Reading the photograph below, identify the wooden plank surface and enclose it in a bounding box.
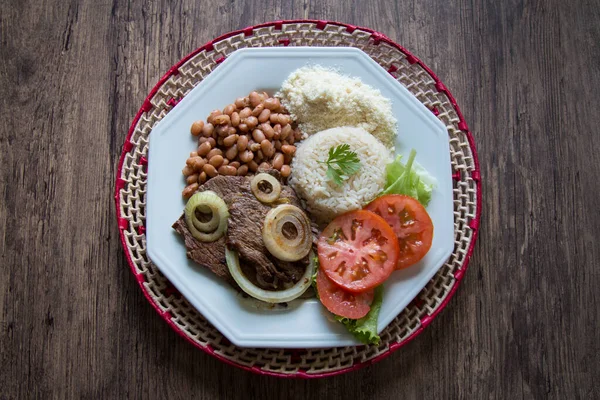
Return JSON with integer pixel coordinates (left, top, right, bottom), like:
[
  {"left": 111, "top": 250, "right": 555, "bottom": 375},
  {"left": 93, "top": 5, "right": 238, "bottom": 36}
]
[{"left": 1, "top": 0, "right": 599, "bottom": 398}]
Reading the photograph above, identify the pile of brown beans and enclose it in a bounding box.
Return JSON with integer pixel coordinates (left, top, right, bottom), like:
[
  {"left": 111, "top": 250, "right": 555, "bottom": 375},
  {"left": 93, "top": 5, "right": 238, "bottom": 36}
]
[{"left": 181, "top": 91, "right": 302, "bottom": 198}]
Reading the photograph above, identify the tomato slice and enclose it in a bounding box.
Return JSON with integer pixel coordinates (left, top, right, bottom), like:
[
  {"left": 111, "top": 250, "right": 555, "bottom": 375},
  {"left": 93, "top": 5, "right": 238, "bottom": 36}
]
[
  {"left": 318, "top": 210, "right": 399, "bottom": 293},
  {"left": 365, "top": 194, "right": 434, "bottom": 269},
  {"left": 316, "top": 269, "right": 374, "bottom": 319}
]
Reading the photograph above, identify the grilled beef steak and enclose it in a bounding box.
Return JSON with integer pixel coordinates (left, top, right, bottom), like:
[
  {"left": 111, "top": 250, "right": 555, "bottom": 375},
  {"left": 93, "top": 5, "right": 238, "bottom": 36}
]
[
  {"left": 226, "top": 177, "right": 309, "bottom": 289},
  {"left": 171, "top": 175, "right": 245, "bottom": 285},
  {"left": 172, "top": 171, "right": 312, "bottom": 291},
  {"left": 172, "top": 221, "right": 233, "bottom": 284}
]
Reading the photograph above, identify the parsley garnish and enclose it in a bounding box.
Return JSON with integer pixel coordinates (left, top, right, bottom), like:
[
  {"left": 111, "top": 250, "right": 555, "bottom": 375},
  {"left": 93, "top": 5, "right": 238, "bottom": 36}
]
[{"left": 318, "top": 144, "right": 361, "bottom": 185}]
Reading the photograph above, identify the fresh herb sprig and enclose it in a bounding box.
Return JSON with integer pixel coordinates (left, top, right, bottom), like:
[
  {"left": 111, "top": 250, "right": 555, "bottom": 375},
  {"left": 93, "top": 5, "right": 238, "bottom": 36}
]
[{"left": 318, "top": 144, "right": 361, "bottom": 185}]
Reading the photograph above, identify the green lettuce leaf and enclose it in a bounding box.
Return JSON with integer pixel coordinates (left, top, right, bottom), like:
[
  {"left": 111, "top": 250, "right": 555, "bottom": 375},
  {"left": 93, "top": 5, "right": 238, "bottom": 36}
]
[
  {"left": 334, "top": 286, "right": 384, "bottom": 345},
  {"left": 382, "top": 149, "right": 435, "bottom": 206},
  {"left": 311, "top": 256, "right": 319, "bottom": 294}
]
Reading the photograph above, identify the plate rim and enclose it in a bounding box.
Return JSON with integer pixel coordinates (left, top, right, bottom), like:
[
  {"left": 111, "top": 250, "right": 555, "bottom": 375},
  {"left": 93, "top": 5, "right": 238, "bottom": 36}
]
[{"left": 145, "top": 45, "right": 455, "bottom": 348}]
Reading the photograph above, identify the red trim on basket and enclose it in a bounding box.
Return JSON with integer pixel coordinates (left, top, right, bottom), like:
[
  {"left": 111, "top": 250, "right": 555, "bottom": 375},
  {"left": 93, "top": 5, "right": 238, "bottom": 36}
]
[
  {"left": 409, "top": 297, "right": 424, "bottom": 309},
  {"left": 116, "top": 19, "right": 481, "bottom": 380},
  {"left": 250, "top": 366, "right": 263, "bottom": 374},
  {"left": 164, "top": 284, "right": 181, "bottom": 298},
  {"left": 141, "top": 99, "right": 153, "bottom": 112},
  {"left": 289, "top": 349, "right": 305, "bottom": 363},
  {"left": 371, "top": 32, "right": 385, "bottom": 45},
  {"left": 123, "top": 140, "right": 133, "bottom": 153},
  {"left": 140, "top": 156, "right": 148, "bottom": 166},
  {"left": 167, "top": 97, "right": 180, "bottom": 108},
  {"left": 136, "top": 225, "right": 146, "bottom": 235},
  {"left": 279, "top": 38, "right": 290, "bottom": 46},
  {"left": 215, "top": 56, "right": 226, "bottom": 64},
  {"left": 115, "top": 177, "right": 126, "bottom": 192},
  {"left": 118, "top": 218, "right": 128, "bottom": 230},
  {"left": 454, "top": 267, "right": 466, "bottom": 280},
  {"left": 469, "top": 217, "right": 480, "bottom": 231},
  {"left": 387, "top": 64, "right": 398, "bottom": 74},
  {"left": 420, "top": 314, "right": 434, "bottom": 327},
  {"left": 405, "top": 54, "right": 418, "bottom": 64},
  {"left": 452, "top": 171, "right": 461, "bottom": 181},
  {"left": 243, "top": 27, "right": 253, "bottom": 37},
  {"left": 430, "top": 106, "right": 440, "bottom": 116},
  {"left": 316, "top": 20, "right": 327, "bottom": 30}
]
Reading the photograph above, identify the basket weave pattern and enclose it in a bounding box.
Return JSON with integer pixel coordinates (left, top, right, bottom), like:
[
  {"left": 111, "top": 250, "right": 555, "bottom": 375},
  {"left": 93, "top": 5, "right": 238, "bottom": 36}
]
[{"left": 115, "top": 20, "right": 480, "bottom": 378}]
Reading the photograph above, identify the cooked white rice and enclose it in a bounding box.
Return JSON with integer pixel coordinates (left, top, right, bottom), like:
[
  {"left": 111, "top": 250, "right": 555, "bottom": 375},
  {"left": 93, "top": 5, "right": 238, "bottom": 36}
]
[
  {"left": 289, "top": 126, "right": 392, "bottom": 223},
  {"left": 277, "top": 66, "right": 398, "bottom": 148}
]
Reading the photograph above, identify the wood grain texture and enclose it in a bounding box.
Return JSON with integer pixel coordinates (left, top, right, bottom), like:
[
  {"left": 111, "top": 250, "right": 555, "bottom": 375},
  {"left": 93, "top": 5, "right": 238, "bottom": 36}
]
[{"left": 1, "top": 0, "right": 599, "bottom": 398}]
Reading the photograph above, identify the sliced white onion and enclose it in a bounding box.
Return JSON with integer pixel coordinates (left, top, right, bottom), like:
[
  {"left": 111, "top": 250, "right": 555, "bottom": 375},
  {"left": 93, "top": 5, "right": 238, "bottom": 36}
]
[
  {"left": 225, "top": 247, "right": 315, "bottom": 303},
  {"left": 192, "top": 204, "right": 219, "bottom": 232},
  {"left": 251, "top": 173, "right": 281, "bottom": 203},
  {"left": 184, "top": 191, "right": 228, "bottom": 242},
  {"left": 262, "top": 205, "right": 312, "bottom": 261}
]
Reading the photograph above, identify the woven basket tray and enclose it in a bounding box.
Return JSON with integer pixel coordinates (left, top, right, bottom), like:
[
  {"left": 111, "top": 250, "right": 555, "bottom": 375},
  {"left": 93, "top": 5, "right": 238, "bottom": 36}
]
[{"left": 115, "top": 20, "right": 481, "bottom": 378}]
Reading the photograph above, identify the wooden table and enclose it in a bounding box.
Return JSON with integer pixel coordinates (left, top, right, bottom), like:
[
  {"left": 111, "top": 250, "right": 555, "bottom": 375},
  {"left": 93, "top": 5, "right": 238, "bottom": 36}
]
[{"left": 1, "top": 1, "right": 599, "bottom": 398}]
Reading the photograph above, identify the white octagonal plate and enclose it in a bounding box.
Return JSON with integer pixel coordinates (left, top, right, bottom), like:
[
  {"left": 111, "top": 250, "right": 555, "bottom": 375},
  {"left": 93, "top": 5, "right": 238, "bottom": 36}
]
[{"left": 146, "top": 47, "right": 453, "bottom": 348}]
